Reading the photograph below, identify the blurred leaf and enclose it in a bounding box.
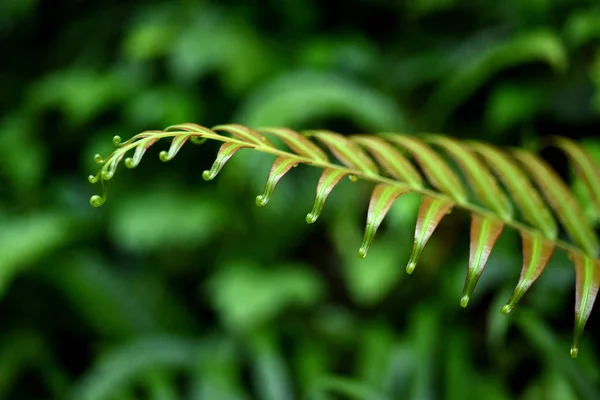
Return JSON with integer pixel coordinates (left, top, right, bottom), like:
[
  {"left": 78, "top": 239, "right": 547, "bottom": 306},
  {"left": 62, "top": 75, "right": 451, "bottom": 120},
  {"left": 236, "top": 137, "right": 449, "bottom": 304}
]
[
  {"left": 330, "top": 187, "right": 410, "bottom": 305},
  {"left": 167, "top": 9, "right": 275, "bottom": 92},
  {"left": 355, "top": 324, "right": 397, "bottom": 389},
  {"left": 307, "top": 376, "right": 389, "bottom": 400},
  {"left": 388, "top": 49, "right": 450, "bottom": 92},
  {"left": 564, "top": 9, "right": 600, "bottom": 47},
  {"left": 380, "top": 341, "right": 415, "bottom": 397},
  {"left": 407, "top": 305, "right": 439, "bottom": 400},
  {"left": 0, "top": 115, "right": 46, "bottom": 193},
  {"left": 516, "top": 311, "right": 599, "bottom": 399},
  {"left": 208, "top": 260, "right": 324, "bottom": 331},
  {"left": 299, "top": 36, "right": 377, "bottom": 74},
  {"left": 125, "top": 87, "right": 200, "bottom": 128},
  {"left": 0, "top": 0, "right": 36, "bottom": 26},
  {"left": 71, "top": 336, "right": 203, "bottom": 400},
  {"left": 487, "top": 288, "right": 514, "bottom": 352},
  {"left": 190, "top": 338, "right": 248, "bottom": 400},
  {"left": 0, "top": 330, "right": 67, "bottom": 399},
  {"left": 248, "top": 331, "right": 293, "bottom": 400},
  {"left": 122, "top": 4, "right": 182, "bottom": 61},
  {"left": 592, "top": 48, "right": 600, "bottom": 114},
  {"left": 445, "top": 329, "right": 473, "bottom": 400},
  {"left": 0, "top": 212, "right": 72, "bottom": 298},
  {"left": 108, "top": 188, "right": 227, "bottom": 252},
  {"left": 237, "top": 71, "right": 408, "bottom": 130},
  {"left": 143, "top": 369, "right": 178, "bottom": 400},
  {"left": 485, "top": 83, "right": 546, "bottom": 132},
  {"left": 427, "top": 30, "right": 567, "bottom": 127},
  {"left": 522, "top": 370, "right": 579, "bottom": 400},
  {"left": 293, "top": 340, "right": 331, "bottom": 398},
  {"left": 28, "top": 70, "right": 132, "bottom": 126},
  {"left": 45, "top": 253, "right": 159, "bottom": 337},
  {"left": 406, "top": 0, "right": 457, "bottom": 17}
]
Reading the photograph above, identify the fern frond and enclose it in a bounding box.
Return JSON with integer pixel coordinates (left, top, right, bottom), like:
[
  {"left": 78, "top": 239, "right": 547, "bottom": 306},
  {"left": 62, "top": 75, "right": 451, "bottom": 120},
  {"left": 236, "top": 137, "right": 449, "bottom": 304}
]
[{"left": 89, "top": 123, "right": 600, "bottom": 357}]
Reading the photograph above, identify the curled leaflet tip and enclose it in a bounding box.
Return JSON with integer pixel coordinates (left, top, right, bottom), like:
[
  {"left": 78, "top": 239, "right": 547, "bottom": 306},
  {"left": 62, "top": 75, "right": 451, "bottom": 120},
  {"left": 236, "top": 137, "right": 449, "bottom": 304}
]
[{"left": 460, "top": 295, "right": 470, "bottom": 308}]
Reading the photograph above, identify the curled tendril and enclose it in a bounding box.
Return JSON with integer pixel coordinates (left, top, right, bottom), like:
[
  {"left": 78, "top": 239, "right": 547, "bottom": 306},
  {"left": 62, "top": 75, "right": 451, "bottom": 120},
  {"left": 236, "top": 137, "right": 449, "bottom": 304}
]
[
  {"left": 90, "top": 194, "right": 106, "bottom": 207},
  {"left": 255, "top": 158, "right": 299, "bottom": 207},
  {"left": 100, "top": 161, "right": 117, "bottom": 180},
  {"left": 113, "top": 135, "right": 122, "bottom": 146},
  {"left": 94, "top": 154, "right": 104, "bottom": 164},
  {"left": 125, "top": 138, "right": 159, "bottom": 169},
  {"left": 124, "top": 158, "right": 136, "bottom": 169},
  {"left": 159, "top": 151, "right": 170, "bottom": 162},
  {"left": 160, "top": 135, "right": 191, "bottom": 162},
  {"left": 101, "top": 170, "right": 114, "bottom": 181},
  {"left": 202, "top": 143, "right": 250, "bottom": 181},
  {"left": 89, "top": 178, "right": 107, "bottom": 207}
]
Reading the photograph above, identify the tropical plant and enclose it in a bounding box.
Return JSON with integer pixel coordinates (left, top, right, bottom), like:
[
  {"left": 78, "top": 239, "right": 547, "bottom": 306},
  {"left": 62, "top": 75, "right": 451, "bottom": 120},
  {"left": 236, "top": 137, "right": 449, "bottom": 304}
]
[{"left": 89, "top": 123, "right": 600, "bottom": 358}]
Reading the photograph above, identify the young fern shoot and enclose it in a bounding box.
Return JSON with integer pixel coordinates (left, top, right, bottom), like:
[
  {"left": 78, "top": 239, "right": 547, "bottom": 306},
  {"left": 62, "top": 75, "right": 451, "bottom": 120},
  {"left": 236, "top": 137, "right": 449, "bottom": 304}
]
[{"left": 89, "top": 123, "right": 600, "bottom": 357}]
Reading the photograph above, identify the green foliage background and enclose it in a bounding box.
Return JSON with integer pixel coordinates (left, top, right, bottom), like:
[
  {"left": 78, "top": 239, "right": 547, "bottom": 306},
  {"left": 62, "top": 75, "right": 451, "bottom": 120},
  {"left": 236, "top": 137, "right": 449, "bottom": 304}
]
[{"left": 2, "top": 0, "right": 600, "bottom": 399}]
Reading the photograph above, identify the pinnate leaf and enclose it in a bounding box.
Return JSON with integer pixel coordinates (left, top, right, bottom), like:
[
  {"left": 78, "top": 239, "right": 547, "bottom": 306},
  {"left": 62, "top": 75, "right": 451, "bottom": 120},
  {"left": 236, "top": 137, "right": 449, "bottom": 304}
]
[
  {"left": 256, "top": 157, "right": 301, "bottom": 206},
  {"left": 358, "top": 184, "right": 411, "bottom": 258},
  {"left": 469, "top": 142, "right": 557, "bottom": 239},
  {"left": 214, "top": 124, "right": 276, "bottom": 147},
  {"left": 384, "top": 135, "right": 468, "bottom": 203},
  {"left": 570, "top": 252, "right": 600, "bottom": 358},
  {"left": 88, "top": 123, "right": 600, "bottom": 356},
  {"left": 159, "top": 133, "right": 192, "bottom": 162},
  {"left": 513, "top": 149, "right": 599, "bottom": 257},
  {"left": 306, "top": 168, "right": 349, "bottom": 224},
  {"left": 259, "top": 127, "right": 328, "bottom": 162},
  {"left": 308, "top": 131, "right": 378, "bottom": 176},
  {"left": 406, "top": 196, "right": 455, "bottom": 274},
  {"left": 124, "top": 137, "right": 160, "bottom": 169},
  {"left": 502, "top": 231, "right": 555, "bottom": 314},
  {"left": 461, "top": 215, "right": 504, "bottom": 307},
  {"left": 429, "top": 135, "right": 512, "bottom": 220},
  {"left": 352, "top": 135, "right": 423, "bottom": 186},
  {"left": 553, "top": 137, "right": 600, "bottom": 221},
  {"left": 202, "top": 143, "right": 252, "bottom": 182}
]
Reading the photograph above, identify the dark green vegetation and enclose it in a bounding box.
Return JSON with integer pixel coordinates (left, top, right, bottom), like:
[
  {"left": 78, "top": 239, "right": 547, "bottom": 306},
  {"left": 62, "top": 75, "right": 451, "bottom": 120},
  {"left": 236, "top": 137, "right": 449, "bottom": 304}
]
[{"left": 2, "top": 0, "right": 600, "bottom": 399}]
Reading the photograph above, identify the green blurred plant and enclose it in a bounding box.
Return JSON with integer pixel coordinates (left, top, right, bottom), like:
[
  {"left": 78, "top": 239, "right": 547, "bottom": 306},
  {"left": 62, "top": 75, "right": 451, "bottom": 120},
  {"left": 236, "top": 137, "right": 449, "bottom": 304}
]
[{"left": 4, "top": 0, "right": 600, "bottom": 399}]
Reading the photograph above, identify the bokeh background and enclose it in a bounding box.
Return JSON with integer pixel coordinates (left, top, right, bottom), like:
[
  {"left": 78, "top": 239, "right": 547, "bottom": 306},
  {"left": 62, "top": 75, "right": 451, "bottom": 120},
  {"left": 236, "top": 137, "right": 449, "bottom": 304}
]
[{"left": 2, "top": 0, "right": 600, "bottom": 399}]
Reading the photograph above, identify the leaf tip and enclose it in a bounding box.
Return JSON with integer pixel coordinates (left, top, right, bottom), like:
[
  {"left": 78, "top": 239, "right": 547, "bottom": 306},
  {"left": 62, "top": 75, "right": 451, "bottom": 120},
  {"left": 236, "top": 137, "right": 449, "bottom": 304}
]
[
  {"left": 124, "top": 157, "right": 136, "bottom": 169},
  {"left": 406, "top": 262, "right": 416, "bottom": 275},
  {"left": 460, "top": 295, "right": 470, "bottom": 308},
  {"left": 202, "top": 170, "right": 214, "bottom": 181},
  {"left": 306, "top": 213, "right": 318, "bottom": 224},
  {"left": 570, "top": 346, "right": 579, "bottom": 358},
  {"left": 159, "top": 150, "right": 170, "bottom": 162},
  {"left": 90, "top": 194, "right": 105, "bottom": 207},
  {"left": 501, "top": 304, "right": 513, "bottom": 315},
  {"left": 100, "top": 169, "right": 115, "bottom": 181},
  {"left": 93, "top": 154, "right": 104, "bottom": 164},
  {"left": 358, "top": 245, "right": 368, "bottom": 259},
  {"left": 256, "top": 195, "right": 268, "bottom": 207}
]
